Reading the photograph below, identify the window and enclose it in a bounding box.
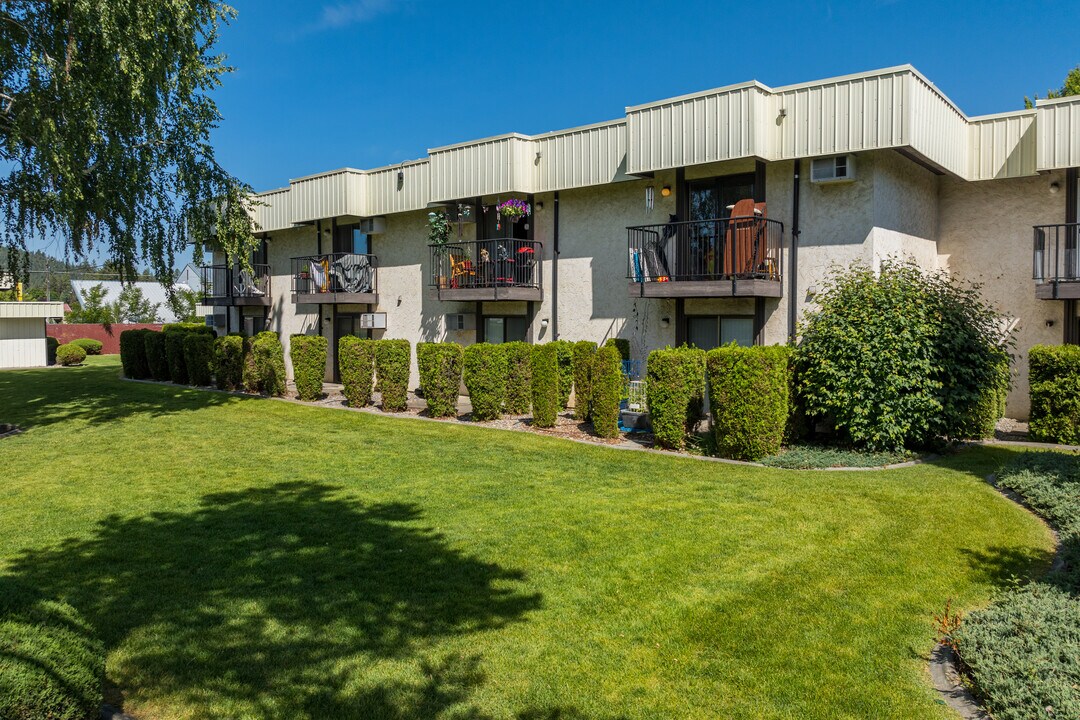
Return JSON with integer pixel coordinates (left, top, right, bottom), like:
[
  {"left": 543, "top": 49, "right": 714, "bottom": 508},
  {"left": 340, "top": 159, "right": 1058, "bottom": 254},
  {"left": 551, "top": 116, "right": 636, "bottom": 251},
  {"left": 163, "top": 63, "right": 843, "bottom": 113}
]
[
  {"left": 484, "top": 316, "right": 528, "bottom": 344},
  {"left": 686, "top": 316, "right": 755, "bottom": 351},
  {"left": 333, "top": 224, "right": 370, "bottom": 255}
]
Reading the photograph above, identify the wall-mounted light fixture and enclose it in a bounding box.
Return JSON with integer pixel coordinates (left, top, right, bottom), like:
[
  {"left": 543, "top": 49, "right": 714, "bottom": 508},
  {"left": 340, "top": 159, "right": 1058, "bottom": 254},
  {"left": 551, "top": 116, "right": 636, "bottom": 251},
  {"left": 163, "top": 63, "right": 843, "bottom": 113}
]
[
  {"left": 536, "top": 201, "right": 544, "bottom": 211},
  {"left": 1046, "top": 319, "right": 1056, "bottom": 328},
  {"left": 660, "top": 185, "right": 671, "bottom": 198},
  {"left": 1050, "top": 181, "right": 1061, "bottom": 194},
  {"left": 540, "top": 318, "right": 550, "bottom": 329},
  {"left": 660, "top": 316, "right": 670, "bottom": 328},
  {"left": 778, "top": 107, "right": 787, "bottom": 118},
  {"left": 806, "top": 285, "right": 819, "bottom": 297},
  {"left": 397, "top": 169, "right": 404, "bottom": 190}
]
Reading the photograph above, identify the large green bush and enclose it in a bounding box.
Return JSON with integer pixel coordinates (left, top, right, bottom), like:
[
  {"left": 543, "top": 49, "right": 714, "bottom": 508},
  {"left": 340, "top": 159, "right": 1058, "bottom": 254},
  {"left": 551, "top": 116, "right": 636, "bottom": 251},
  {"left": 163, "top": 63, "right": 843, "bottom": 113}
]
[
  {"left": 290, "top": 334, "right": 328, "bottom": 401},
  {"left": 531, "top": 343, "right": 559, "bottom": 428},
  {"left": 552, "top": 339, "right": 574, "bottom": 409},
  {"left": 709, "top": 345, "right": 791, "bottom": 460},
  {"left": 70, "top": 338, "right": 103, "bottom": 355},
  {"left": 144, "top": 331, "right": 170, "bottom": 381},
  {"left": 646, "top": 346, "right": 706, "bottom": 450},
  {"left": 795, "top": 259, "right": 1011, "bottom": 451},
  {"left": 1029, "top": 345, "right": 1080, "bottom": 445},
  {"left": 374, "top": 339, "right": 411, "bottom": 412},
  {"left": 416, "top": 342, "right": 463, "bottom": 417},
  {"left": 463, "top": 343, "right": 508, "bottom": 421},
  {"left": 165, "top": 330, "right": 189, "bottom": 384},
  {"left": 604, "top": 337, "right": 631, "bottom": 361},
  {"left": 572, "top": 341, "right": 597, "bottom": 421},
  {"left": 503, "top": 342, "right": 533, "bottom": 415},
  {"left": 955, "top": 452, "right": 1080, "bottom": 720},
  {"left": 339, "top": 336, "right": 376, "bottom": 408},
  {"left": 591, "top": 345, "right": 623, "bottom": 438},
  {"left": 213, "top": 335, "right": 244, "bottom": 391},
  {"left": 0, "top": 582, "right": 104, "bottom": 720},
  {"left": 247, "top": 331, "right": 286, "bottom": 396},
  {"left": 183, "top": 332, "right": 215, "bottom": 386},
  {"left": 119, "top": 328, "right": 151, "bottom": 378},
  {"left": 55, "top": 343, "right": 86, "bottom": 366},
  {"left": 162, "top": 322, "right": 214, "bottom": 336}
]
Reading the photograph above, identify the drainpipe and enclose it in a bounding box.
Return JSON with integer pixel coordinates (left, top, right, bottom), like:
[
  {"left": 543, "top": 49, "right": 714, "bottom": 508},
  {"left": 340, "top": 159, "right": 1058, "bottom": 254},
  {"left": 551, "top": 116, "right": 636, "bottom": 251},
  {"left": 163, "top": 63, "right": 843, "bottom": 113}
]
[
  {"left": 788, "top": 160, "right": 801, "bottom": 343},
  {"left": 552, "top": 191, "right": 560, "bottom": 339}
]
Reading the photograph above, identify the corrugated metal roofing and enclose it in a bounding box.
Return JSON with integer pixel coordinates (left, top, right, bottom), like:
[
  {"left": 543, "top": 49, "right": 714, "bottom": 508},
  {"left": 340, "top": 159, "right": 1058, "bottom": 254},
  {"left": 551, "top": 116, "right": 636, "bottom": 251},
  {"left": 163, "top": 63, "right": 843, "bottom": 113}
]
[{"left": 69, "top": 280, "right": 195, "bottom": 323}]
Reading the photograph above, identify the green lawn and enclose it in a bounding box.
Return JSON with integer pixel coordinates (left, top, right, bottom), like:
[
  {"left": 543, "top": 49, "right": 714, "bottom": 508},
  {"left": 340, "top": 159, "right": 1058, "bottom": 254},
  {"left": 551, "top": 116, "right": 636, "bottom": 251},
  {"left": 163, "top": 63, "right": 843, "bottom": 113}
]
[{"left": 0, "top": 357, "right": 1054, "bottom": 720}]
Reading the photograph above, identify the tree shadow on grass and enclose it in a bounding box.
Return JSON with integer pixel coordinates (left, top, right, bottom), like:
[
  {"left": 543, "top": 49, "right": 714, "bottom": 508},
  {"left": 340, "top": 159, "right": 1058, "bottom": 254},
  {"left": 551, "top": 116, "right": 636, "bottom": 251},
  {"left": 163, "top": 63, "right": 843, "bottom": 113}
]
[
  {"left": 0, "top": 360, "right": 251, "bottom": 430},
  {"left": 2, "top": 482, "right": 543, "bottom": 718}
]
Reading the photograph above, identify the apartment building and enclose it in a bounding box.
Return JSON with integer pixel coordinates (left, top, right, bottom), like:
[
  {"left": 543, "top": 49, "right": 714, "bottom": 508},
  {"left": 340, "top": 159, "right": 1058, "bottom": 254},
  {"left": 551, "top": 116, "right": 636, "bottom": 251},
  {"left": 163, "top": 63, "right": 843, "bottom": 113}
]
[{"left": 200, "top": 65, "right": 1080, "bottom": 418}]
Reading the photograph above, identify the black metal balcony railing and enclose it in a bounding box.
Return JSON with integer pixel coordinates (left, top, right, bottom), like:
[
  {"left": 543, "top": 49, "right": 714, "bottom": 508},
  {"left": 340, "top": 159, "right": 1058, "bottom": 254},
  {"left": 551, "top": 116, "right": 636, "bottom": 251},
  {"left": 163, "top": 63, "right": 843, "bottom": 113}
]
[
  {"left": 626, "top": 216, "right": 784, "bottom": 283},
  {"left": 1033, "top": 223, "right": 1080, "bottom": 283},
  {"left": 429, "top": 239, "right": 542, "bottom": 291},
  {"left": 199, "top": 264, "right": 271, "bottom": 302},
  {"left": 291, "top": 253, "right": 378, "bottom": 296}
]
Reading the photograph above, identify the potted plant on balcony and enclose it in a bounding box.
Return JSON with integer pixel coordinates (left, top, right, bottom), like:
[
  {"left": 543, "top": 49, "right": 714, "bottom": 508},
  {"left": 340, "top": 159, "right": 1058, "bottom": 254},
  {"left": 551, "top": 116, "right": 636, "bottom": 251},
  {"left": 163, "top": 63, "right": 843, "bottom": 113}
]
[{"left": 428, "top": 210, "right": 452, "bottom": 288}]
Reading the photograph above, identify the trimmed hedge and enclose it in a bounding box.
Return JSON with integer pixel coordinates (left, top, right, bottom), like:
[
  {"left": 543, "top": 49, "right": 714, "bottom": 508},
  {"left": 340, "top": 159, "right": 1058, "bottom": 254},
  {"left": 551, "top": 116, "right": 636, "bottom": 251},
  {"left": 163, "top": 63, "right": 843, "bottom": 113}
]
[
  {"left": 417, "top": 342, "right": 463, "bottom": 417},
  {"left": 1029, "top": 344, "right": 1080, "bottom": 445},
  {"left": 646, "top": 346, "right": 706, "bottom": 450},
  {"left": 339, "top": 336, "right": 376, "bottom": 408},
  {"left": 552, "top": 339, "right": 574, "bottom": 409},
  {"left": 213, "top": 335, "right": 244, "bottom": 391},
  {"left": 165, "top": 330, "right": 189, "bottom": 384},
  {"left": 162, "top": 322, "right": 214, "bottom": 336},
  {"left": 0, "top": 582, "right": 105, "bottom": 720},
  {"left": 119, "top": 329, "right": 151, "bottom": 378},
  {"left": 605, "top": 337, "right": 631, "bottom": 361},
  {"left": 55, "top": 343, "right": 86, "bottom": 366},
  {"left": 708, "top": 345, "right": 791, "bottom": 461},
  {"left": 503, "top": 342, "right": 533, "bottom": 415},
  {"left": 374, "top": 339, "right": 411, "bottom": 412},
  {"left": 463, "top": 343, "right": 508, "bottom": 421},
  {"left": 183, "top": 333, "right": 215, "bottom": 386},
  {"left": 591, "top": 345, "right": 623, "bottom": 438},
  {"left": 531, "top": 343, "right": 559, "bottom": 428},
  {"left": 70, "top": 338, "right": 103, "bottom": 355},
  {"left": 572, "top": 341, "right": 597, "bottom": 421},
  {"left": 144, "top": 331, "right": 170, "bottom": 381},
  {"left": 290, "top": 334, "right": 328, "bottom": 401},
  {"left": 247, "top": 331, "right": 286, "bottom": 396}
]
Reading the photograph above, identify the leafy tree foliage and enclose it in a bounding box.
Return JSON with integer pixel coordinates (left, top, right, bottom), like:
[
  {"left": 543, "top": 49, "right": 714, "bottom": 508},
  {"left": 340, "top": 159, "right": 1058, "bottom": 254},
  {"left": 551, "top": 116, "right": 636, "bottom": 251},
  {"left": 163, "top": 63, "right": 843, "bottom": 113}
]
[
  {"left": 66, "top": 282, "right": 160, "bottom": 323},
  {"left": 0, "top": 0, "right": 257, "bottom": 287},
  {"left": 1025, "top": 66, "right": 1080, "bottom": 107}
]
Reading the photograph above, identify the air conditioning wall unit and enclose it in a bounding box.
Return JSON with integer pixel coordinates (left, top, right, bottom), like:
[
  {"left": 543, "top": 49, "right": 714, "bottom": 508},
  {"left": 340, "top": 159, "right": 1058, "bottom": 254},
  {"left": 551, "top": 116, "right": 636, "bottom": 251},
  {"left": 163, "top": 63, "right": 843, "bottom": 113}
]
[
  {"left": 445, "top": 313, "right": 476, "bottom": 331},
  {"left": 359, "top": 312, "right": 387, "bottom": 330},
  {"left": 358, "top": 217, "right": 387, "bottom": 234},
  {"left": 810, "top": 155, "right": 856, "bottom": 184}
]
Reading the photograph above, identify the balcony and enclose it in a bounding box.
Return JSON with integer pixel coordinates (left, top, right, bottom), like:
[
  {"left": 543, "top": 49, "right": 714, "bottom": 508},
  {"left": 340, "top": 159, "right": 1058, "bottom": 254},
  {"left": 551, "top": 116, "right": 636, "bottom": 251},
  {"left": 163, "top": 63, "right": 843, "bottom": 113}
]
[
  {"left": 429, "top": 239, "right": 543, "bottom": 302},
  {"left": 1034, "top": 223, "right": 1080, "bottom": 299},
  {"left": 626, "top": 217, "right": 784, "bottom": 298},
  {"left": 291, "top": 253, "right": 379, "bottom": 304},
  {"left": 199, "top": 264, "right": 272, "bottom": 306}
]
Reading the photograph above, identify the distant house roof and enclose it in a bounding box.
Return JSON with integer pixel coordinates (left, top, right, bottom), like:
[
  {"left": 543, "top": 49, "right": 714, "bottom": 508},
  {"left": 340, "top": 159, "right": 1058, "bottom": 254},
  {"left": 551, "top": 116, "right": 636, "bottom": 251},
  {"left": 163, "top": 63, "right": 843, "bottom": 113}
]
[
  {"left": 175, "top": 263, "right": 203, "bottom": 293},
  {"left": 69, "top": 279, "right": 194, "bottom": 324}
]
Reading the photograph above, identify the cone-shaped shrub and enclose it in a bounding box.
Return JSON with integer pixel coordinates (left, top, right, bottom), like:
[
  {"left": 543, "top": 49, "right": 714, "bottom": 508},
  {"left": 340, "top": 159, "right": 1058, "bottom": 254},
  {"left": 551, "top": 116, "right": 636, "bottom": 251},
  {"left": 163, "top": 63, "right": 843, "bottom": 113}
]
[
  {"left": 531, "top": 343, "right": 559, "bottom": 428},
  {"left": 708, "top": 345, "right": 791, "bottom": 460},
  {"left": 463, "top": 343, "right": 508, "bottom": 421},
  {"left": 213, "top": 335, "right": 244, "bottom": 390},
  {"left": 374, "top": 339, "right": 411, "bottom": 411},
  {"left": 572, "top": 341, "right": 598, "bottom": 421},
  {"left": 591, "top": 345, "right": 623, "bottom": 438},
  {"left": 248, "top": 331, "right": 286, "bottom": 396},
  {"left": 119, "top": 329, "right": 151, "bottom": 379},
  {"left": 290, "top": 334, "right": 328, "bottom": 401},
  {"left": 503, "top": 342, "right": 533, "bottom": 415},
  {"left": 417, "top": 342, "right": 463, "bottom": 417},
  {"left": 164, "top": 331, "right": 189, "bottom": 384},
  {"left": 144, "top": 331, "right": 170, "bottom": 381},
  {"left": 340, "top": 336, "right": 376, "bottom": 408},
  {"left": 183, "top": 332, "right": 214, "bottom": 386},
  {"left": 605, "top": 337, "right": 631, "bottom": 361},
  {"left": 551, "top": 340, "right": 574, "bottom": 409},
  {"left": 646, "top": 346, "right": 706, "bottom": 450}
]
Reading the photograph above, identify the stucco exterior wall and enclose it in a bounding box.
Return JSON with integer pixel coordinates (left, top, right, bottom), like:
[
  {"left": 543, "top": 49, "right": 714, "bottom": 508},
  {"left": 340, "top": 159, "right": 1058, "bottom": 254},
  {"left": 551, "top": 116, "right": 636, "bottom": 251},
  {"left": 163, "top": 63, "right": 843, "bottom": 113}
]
[{"left": 938, "top": 170, "right": 1067, "bottom": 418}]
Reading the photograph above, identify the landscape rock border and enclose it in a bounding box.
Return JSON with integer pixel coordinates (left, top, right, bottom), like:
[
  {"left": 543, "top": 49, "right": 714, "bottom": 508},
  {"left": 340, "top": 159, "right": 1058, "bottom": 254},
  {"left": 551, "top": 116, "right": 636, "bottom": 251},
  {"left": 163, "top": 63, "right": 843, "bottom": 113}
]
[{"left": 0, "top": 423, "right": 23, "bottom": 439}]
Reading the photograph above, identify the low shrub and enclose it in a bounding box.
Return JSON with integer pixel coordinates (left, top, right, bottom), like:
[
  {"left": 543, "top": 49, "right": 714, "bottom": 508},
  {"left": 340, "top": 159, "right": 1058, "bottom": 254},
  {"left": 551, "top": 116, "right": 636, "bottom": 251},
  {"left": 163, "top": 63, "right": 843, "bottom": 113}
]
[
  {"left": 374, "top": 339, "right": 411, "bottom": 411},
  {"left": 46, "top": 336, "right": 58, "bottom": 365},
  {"left": 646, "top": 346, "right": 706, "bottom": 450},
  {"left": 708, "top": 345, "right": 791, "bottom": 461},
  {"left": 165, "top": 330, "right": 189, "bottom": 384},
  {"left": 1029, "top": 344, "right": 1080, "bottom": 445},
  {"left": 604, "top": 337, "right": 631, "bottom": 361},
  {"left": 162, "top": 322, "right": 214, "bottom": 336},
  {"left": 591, "top": 345, "right": 623, "bottom": 438},
  {"left": 531, "top": 343, "right": 559, "bottom": 428},
  {"left": 552, "top": 339, "right": 574, "bottom": 409},
  {"left": 70, "top": 338, "right": 103, "bottom": 355},
  {"left": 463, "top": 343, "right": 508, "bottom": 421},
  {"left": 339, "top": 336, "right": 376, "bottom": 408},
  {"left": 760, "top": 444, "right": 914, "bottom": 469},
  {"left": 119, "top": 329, "right": 151, "bottom": 378},
  {"left": 213, "top": 335, "right": 244, "bottom": 391},
  {"left": 0, "top": 581, "right": 104, "bottom": 720},
  {"left": 572, "top": 341, "right": 597, "bottom": 421},
  {"left": 503, "top": 342, "right": 533, "bottom": 415},
  {"left": 183, "top": 333, "right": 214, "bottom": 386},
  {"left": 416, "top": 342, "right": 463, "bottom": 417},
  {"left": 290, "top": 334, "right": 328, "bottom": 401},
  {"left": 144, "top": 331, "right": 170, "bottom": 381},
  {"left": 55, "top": 343, "right": 86, "bottom": 367},
  {"left": 247, "top": 331, "right": 286, "bottom": 396}
]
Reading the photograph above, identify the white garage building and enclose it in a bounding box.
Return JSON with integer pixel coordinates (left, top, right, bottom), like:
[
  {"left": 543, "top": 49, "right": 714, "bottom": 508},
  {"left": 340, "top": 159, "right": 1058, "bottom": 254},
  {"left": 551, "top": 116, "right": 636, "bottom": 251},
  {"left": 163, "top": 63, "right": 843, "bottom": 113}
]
[{"left": 0, "top": 302, "right": 65, "bottom": 368}]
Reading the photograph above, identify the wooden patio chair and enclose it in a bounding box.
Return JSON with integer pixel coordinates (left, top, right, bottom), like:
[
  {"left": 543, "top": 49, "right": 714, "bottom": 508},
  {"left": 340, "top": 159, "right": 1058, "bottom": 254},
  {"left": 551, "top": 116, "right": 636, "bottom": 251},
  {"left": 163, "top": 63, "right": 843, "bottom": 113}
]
[{"left": 449, "top": 253, "right": 474, "bottom": 289}]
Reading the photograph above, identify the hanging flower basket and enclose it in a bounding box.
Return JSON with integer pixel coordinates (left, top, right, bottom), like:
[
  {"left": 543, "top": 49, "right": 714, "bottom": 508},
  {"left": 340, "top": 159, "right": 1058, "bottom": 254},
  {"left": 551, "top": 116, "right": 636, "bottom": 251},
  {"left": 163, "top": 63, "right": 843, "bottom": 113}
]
[{"left": 496, "top": 198, "right": 530, "bottom": 222}]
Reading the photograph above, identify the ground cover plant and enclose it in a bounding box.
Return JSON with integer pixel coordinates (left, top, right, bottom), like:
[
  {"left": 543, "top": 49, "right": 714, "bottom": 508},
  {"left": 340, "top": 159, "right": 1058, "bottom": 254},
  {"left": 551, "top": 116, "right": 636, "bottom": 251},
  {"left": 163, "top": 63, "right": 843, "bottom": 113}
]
[{"left": 0, "top": 357, "right": 1055, "bottom": 720}]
